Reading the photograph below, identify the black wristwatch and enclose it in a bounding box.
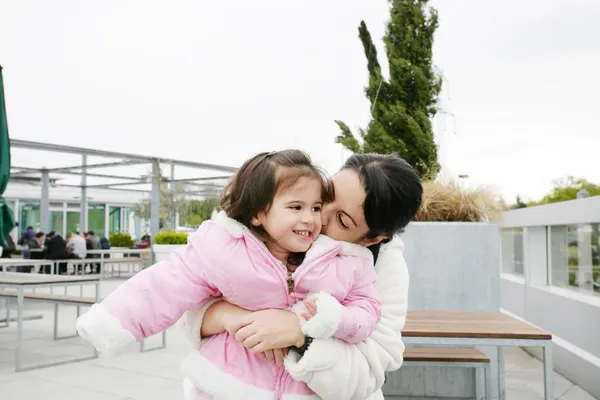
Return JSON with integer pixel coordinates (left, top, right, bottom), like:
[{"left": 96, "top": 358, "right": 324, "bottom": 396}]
[{"left": 290, "top": 335, "right": 313, "bottom": 356}]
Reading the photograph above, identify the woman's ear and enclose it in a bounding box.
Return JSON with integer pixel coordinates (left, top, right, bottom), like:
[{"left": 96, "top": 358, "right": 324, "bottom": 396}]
[{"left": 360, "top": 234, "right": 388, "bottom": 247}]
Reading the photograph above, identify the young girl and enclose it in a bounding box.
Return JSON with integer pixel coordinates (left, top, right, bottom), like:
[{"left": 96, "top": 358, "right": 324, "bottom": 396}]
[{"left": 76, "top": 150, "right": 381, "bottom": 399}]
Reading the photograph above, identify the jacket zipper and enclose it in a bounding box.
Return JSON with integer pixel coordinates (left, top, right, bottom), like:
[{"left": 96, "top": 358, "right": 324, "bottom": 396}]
[
  {"left": 284, "top": 246, "right": 341, "bottom": 300},
  {"left": 243, "top": 232, "right": 342, "bottom": 399},
  {"left": 287, "top": 270, "right": 294, "bottom": 294}
]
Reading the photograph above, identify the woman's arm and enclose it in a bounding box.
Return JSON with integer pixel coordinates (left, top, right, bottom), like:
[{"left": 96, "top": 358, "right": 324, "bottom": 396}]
[
  {"left": 284, "top": 238, "right": 409, "bottom": 400},
  {"left": 179, "top": 299, "right": 248, "bottom": 347},
  {"left": 181, "top": 301, "right": 305, "bottom": 350}
]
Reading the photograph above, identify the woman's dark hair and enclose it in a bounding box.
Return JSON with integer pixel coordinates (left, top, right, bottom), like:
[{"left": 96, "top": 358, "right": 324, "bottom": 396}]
[
  {"left": 220, "top": 150, "right": 331, "bottom": 263},
  {"left": 342, "top": 153, "right": 423, "bottom": 260}
]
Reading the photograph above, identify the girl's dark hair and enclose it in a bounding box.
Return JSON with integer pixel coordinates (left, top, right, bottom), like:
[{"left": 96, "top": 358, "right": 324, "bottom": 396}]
[
  {"left": 342, "top": 154, "right": 423, "bottom": 260},
  {"left": 220, "top": 150, "right": 331, "bottom": 260}
]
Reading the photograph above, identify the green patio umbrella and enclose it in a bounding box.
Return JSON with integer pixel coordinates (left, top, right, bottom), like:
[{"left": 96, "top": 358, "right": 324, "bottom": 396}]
[{"left": 0, "top": 65, "right": 16, "bottom": 247}]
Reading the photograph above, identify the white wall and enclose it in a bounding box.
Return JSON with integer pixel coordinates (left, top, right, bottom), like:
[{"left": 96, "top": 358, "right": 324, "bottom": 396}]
[{"left": 500, "top": 197, "right": 600, "bottom": 398}]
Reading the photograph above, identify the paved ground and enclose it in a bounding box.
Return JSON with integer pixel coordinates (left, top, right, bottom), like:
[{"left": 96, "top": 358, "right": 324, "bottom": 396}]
[{"left": 0, "top": 278, "right": 596, "bottom": 400}]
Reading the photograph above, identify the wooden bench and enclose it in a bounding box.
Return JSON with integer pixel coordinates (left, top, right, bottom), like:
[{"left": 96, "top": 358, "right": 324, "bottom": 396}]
[
  {"left": 402, "top": 348, "right": 491, "bottom": 400},
  {"left": 0, "top": 290, "right": 166, "bottom": 352},
  {"left": 0, "top": 290, "right": 97, "bottom": 340}
]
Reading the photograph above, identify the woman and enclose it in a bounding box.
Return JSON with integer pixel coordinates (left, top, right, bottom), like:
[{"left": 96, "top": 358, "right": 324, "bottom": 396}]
[{"left": 181, "top": 153, "right": 422, "bottom": 400}]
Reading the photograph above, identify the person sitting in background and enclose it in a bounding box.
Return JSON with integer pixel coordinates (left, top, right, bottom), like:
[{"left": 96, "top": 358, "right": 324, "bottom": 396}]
[
  {"left": 67, "top": 231, "right": 87, "bottom": 274},
  {"left": 20, "top": 232, "right": 45, "bottom": 273},
  {"left": 85, "top": 231, "right": 102, "bottom": 274},
  {"left": 66, "top": 231, "right": 86, "bottom": 258},
  {"left": 18, "top": 226, "right": 35, "bottom": 258},
  {"left": 44, "top": 232, "right": 69, "bottom": 274},
  {"left": 29, "top": 232, "right": 45, "bottom": 258},
  {"left": 19, "top": 226, "right": 35, "bottom": 245},
  {"left": 100, "top": 236, "right": 110, "bottom": 250},
  {"left": 30, "top": 232, "right": 45, "bottom": 249}
]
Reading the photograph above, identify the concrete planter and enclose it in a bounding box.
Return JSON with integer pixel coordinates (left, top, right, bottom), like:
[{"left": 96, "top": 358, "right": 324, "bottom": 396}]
[
  {"left": 383, "top": 222, "right": 501, "bottom": 400},
  {"left": 152, "top": 244, "right": 184, "bottom": 263},
  {"left": 108, "top": 247, "right": 128, "bottom": 259},
  {"left": 402, "top": 222, "right": 501, "bottom": 311}
]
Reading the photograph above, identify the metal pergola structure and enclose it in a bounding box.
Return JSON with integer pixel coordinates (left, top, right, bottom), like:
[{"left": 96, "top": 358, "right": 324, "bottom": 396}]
[{"left": 9, "top": 140, "right": 237, "bottom": 243}]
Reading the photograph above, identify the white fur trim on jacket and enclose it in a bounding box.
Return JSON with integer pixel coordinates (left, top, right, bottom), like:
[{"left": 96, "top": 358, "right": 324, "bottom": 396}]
[
  {"left": 284, "top": 337, "right": 340, "bottom": 381},
  {"left": 179, "top": 297, "right": 223, "bottom": 349},
  {"left": 289, "top": 291, "right": 342, "bottom": 339},
  {"left": 76, "top": 304, "right": 137, "bottom": 358},
  {"left": 183, "top": 378, "right": 194, "bottom": 400},
  {"left": 213, "top": 210, "right": 246, "bottom": 238},
  {"left": 284, "top": 235, "right": 409, "bottom": 400},
  {"left": 303, "top": 234, "right": 372, "bottom": 265},
  {"left": 180, "top": 352, "right": 320, "bottom": 400}
]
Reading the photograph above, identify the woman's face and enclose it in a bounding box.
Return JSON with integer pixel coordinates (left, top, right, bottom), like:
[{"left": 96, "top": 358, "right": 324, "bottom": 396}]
[{"left": 320, "top": 169, "right": 371, "bottom": 244}]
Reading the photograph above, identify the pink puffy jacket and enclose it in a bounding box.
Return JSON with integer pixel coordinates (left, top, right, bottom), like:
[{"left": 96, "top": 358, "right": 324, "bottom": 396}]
[{"left": 76, "top": 212, "right": 380, "bottom": 400}]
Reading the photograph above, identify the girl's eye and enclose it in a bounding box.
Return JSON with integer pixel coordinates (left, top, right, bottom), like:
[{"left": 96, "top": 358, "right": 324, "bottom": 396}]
[
  {"left": 312, "top": 205, "right": 322, "bottom": 212},
  {"left": 290, "top": 205, "right": 302, "bottom": 211},
  {"left": 337, "top": 212, "right": 348, "bottom": 229}
]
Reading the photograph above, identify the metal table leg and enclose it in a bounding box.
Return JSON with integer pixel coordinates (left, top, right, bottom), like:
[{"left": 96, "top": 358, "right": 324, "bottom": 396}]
[
  {"left": 543, "top": 342, "right": 554, "bottom": 399},
  {"left": 95, "top": 281, "right": 100, "bottom": 302},
  {"left": 16, "top": 287, "right": 24, "bottom": 372},
  {"left": 0, "top": 298, "right": 8, "bottom": 328},
  {"left": 484, "top": 363, "right": 492, "bottom": 400},
  {"left": 497, "top": 346, "right": 504, "bottom": 400},
  {"left": 53, "top": 303, "right": 59, "bottom": 339}
]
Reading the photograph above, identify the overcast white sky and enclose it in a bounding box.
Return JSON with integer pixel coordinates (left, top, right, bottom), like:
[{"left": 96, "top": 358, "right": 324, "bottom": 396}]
[{"left": 1, "top": 0, "right": 598, "bottom": 202}]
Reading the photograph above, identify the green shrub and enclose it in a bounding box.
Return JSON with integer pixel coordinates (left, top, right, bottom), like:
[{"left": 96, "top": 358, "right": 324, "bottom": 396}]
[
  {"left": 568, "top": 272, "right": 578, "bottom": 287},
  {"left": 154, "top": 232, "right": 188, "bottom": 245},
  {"left": 109, "top": 233, "right": 134, "bottom": 248}
]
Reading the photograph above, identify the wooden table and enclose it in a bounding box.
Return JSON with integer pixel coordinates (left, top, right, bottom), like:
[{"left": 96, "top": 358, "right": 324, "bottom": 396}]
[
  {"left": 0, "top": 272, "right": 100, "bottom": 371},
  {"left": 402, "top": 311, "right": 553, "bottom": 400}
]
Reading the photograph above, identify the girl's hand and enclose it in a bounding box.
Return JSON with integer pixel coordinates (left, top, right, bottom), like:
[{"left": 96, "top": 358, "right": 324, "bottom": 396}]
[
  {"left": 301, "top": 300, "right": 318, "bottom": 320},
  {"left": 259, "top": 348, "right": 289, "bottom": 366},
  {"left": 229, "top": 309, "right": 305, "bottom": 353}
]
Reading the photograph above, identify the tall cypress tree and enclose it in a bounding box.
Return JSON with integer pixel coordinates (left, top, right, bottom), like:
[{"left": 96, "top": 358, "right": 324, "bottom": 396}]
[{"left": 336, "top": 0, "right": 442, "bottom": 178}]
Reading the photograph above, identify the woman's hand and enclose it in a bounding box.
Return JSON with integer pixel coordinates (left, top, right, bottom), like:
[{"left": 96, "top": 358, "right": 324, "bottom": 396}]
[{"left": 228, "top": 309, "right": 305, "bottom": 354}]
